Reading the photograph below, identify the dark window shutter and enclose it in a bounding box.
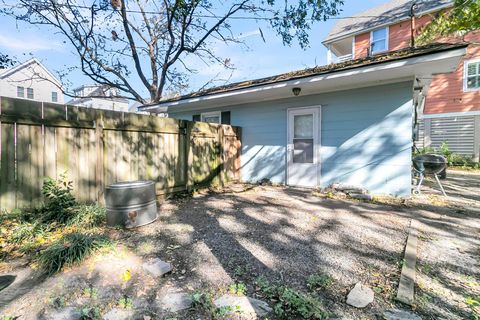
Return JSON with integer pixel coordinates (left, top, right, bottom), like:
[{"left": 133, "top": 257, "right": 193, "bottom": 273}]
[
  {"left": 192, "top": 114, "right": 201, "bottom": 122},
  {"left": 221, "top": 111, "right": 231, "bottom": 125}
]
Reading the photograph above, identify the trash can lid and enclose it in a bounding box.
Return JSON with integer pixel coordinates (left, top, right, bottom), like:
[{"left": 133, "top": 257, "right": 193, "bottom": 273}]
[{"left": 106, "top": 180, "right": 154, "bottom": 189}]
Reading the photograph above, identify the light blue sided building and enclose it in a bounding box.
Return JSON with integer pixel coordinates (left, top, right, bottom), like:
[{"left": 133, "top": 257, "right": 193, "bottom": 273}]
[{"left": 141, "top": 44, "right": 466, "bottom": 197}]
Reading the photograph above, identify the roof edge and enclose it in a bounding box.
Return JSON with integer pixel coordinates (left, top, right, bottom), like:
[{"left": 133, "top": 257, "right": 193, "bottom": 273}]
[{"left": 139, "top": 43, "right": 467, "bottom": 111}]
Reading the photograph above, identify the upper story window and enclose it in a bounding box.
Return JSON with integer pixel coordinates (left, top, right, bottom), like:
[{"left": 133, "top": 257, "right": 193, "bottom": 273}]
[
  {"left": 27, "top": 88, "right": 34, "bottom": 99},
  {"left": 52, "top": 91, "right": 58, "bottom": 102},
  {"left": 370, "top": 27, "right": 388, "bottom": 55},
  {"left": 17, "top": 86, "right": 24, "bottom": 98},
  {"left": 465, "top": 59, "right": 480, "bottom": 91}
]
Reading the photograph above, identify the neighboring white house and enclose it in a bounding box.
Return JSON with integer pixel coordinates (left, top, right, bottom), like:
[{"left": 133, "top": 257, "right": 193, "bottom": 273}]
[
  {"left": 67, "top": 85, "right": 129, "bottom": 112},
  {"left": 0, "top": 58, "right": 64, "bottom": 104}
]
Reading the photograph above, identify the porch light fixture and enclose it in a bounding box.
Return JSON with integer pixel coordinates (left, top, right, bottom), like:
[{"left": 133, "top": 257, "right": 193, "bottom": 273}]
[{"left": 292, "top": 87, "right": 302, "bottom": 96}]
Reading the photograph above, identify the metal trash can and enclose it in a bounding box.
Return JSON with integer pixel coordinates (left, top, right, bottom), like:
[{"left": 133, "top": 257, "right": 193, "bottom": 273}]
[{"left": 105, "top": 180, "right": 157, "bottom": 228}]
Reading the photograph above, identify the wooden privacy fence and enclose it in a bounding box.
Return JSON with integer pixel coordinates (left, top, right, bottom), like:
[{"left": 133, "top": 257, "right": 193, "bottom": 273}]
[{"left": 0, "top": 97, "right": 241, "bottom": 211}]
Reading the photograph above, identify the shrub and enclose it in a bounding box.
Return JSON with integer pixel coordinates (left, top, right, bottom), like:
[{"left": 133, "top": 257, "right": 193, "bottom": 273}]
[
  {"left": 38, "top": 233, "right": 111, "bottom": 275},
  {"left": 255, "top": 276, "right": 328, "bottom": 319},
  {"left": 37, "top": 173, "right": 77, "bottom": 224},
  {"left": 415, "top": 141, "right": 479, "bottom": 168}
]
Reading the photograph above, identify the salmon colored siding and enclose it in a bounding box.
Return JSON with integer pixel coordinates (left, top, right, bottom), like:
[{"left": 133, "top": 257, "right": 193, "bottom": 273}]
[
  {"left": 354, "top": 15, "right": 434, "bottom": 57},
  {"left": 424, "top": 33, "right": 480, "bottom": 114},
  {"left": 354, "top": 33, "right": 370, "bottom": 59},
  {"left": 351, "top": 12, "right": 479, "bottom": 115}
]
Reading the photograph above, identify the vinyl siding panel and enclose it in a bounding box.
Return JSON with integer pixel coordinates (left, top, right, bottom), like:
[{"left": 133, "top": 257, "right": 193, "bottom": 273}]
[{"left": 170, "top": 81, "right": 413, "bottom": 196}]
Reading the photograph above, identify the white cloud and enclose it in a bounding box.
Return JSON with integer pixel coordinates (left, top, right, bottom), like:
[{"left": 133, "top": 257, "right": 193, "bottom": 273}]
[{"left": 0, "top": 34, "right": 62, "bottom": 52}]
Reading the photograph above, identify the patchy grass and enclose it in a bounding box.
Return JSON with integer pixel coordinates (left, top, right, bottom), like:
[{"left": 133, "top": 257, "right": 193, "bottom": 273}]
[
  {"left": 307, "top": 271, "right": 335, "bottom": 292},
  {"left": 255, "top": 276, "right": 329, "bottom": 319},
  {"left": 0, "top": 174, "right": 111, "bottom": 275},
  {"left": 38, "top": 233, "right": 112, "bottom": 275}
]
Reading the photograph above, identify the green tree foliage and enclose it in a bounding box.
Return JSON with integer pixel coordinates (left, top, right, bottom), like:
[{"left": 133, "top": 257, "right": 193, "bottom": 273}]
[
  {"left": 0, "top": 52, "right": 14, "bottom": 69},
  {"left": 418, "top": 0, "right": 480, "bottom": 44}
]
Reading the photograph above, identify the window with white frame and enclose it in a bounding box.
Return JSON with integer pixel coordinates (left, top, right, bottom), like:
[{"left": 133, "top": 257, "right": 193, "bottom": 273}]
[
  {"left": 27, "top": 88, "right": 34, "bottom": 99},
  {"left": 370, "top": 27, "right": 388, "bottom": 54},
  {"left": 52, "top": 91, "right": 58, "bottom": 102},
  {"left": 465, "top": 59, "right": 480, "bottom": 91},
  {"left": 201, "top": 111, "right": 221, "bottom": 124},
  {"left": 17, "top": 86, "right": 24, "bottom": 98}
]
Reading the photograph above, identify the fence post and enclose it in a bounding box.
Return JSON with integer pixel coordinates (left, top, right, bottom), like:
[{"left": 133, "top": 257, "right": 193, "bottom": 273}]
[
  {"left": 185, "top": 121, "right": 194, "bottom": 192},
  {"left": 95, "top": 112, "right": 105, "bottom": 205},
  {"left": 218, "top": 125, "right": 225, "bottom": 188}
]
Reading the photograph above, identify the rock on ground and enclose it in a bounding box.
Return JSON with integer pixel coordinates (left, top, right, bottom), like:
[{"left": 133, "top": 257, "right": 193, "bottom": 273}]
[
  {"left": 43, "top": 307, "right": 80, "bottom": 320},
  {"left": 214, "top": 294, "right": 272, "bottom": 317},
  {"left": 383, "top": 309, "right": 422, "bottom": 320},
  {"left": 142, "top": 258, "right": 172, "bottom": 277},
  {"left": 103, "top": 308, "right": 134, "bottom": 320},
  {"left": 158, "top": 291, "right": 193, "bottom": 312},
  {"left": 346, "top": 282, "right": 374, "bottom": 308}
]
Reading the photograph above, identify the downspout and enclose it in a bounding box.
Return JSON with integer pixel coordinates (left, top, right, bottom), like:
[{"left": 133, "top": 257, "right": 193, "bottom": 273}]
[{"left": 410, "top": 2, "right": 417, "bottom": 47}]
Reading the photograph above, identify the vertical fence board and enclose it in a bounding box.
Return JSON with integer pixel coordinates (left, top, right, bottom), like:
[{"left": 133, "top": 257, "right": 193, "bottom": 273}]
[
  {"left": 16, "top": 124, "right": 31, "bottom": 208},
  {"left": 0, "top": 123, "right": 16, "bottom": 210},
  {"left": 44, "top": 127, "right": 56, "bottom": 181}
]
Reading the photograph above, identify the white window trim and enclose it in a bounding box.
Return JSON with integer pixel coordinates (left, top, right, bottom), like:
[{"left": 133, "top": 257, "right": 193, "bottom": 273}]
[
  {"left": 464, "top": 58, "right": 480, "bottom": 92},
  {"left": 370, "top": 26, "right": 389, "bottom": 55},
  {"left": 201, "top": 111, "right": 221, "bottom": 123}
]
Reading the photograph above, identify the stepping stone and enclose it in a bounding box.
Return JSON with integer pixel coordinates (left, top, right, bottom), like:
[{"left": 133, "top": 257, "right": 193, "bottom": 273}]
[
  {"left": 383, "top": 309, "right": 422, "bottom": 320},
  {"left": 142, "top": 258, "right": 172, "bottom": 277},
  {"left": 103, "top": 308, "right": 134, "bottom": 320},
  {"left": 44, "top": 307, "right": 80, "bottom": 320},
  {"left": 346, "top": 282, "right": 374, "bottom": 308},
  {"left": 214, "top": 294, "right": 272, "bottom": 317},
  {"left": 158, "top": 292, "right": 193, "bottom": 312}
]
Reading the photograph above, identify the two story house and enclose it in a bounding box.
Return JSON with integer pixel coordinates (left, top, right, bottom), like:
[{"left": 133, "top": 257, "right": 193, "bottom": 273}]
[
  {"left": 67, "top": 84, "right": 129, "bottom": 112},
  {"left": 0, "top": 58, "right": 64, "bottom": 104},
  {"left": 323, "top": 0, "right": 480, "bottom": 161}
]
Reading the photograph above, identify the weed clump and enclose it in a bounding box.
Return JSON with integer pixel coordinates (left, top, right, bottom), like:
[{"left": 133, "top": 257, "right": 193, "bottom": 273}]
[
  {"left": 39, "top": 233, "right": 111, "bottom": 275},
  {"left": 255, "top": 276, "right": 329, "bottom": 319}
]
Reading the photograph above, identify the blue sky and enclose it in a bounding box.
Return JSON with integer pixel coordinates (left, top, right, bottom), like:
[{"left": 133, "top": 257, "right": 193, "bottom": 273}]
[{"left": 0, "top": 0, "right": 388, "bottom": 100}]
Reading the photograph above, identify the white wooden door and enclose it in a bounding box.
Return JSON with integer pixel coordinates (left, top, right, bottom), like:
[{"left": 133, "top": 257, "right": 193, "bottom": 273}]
[{"left": 287, "top": 107, "right": 321, "bottom": 187}]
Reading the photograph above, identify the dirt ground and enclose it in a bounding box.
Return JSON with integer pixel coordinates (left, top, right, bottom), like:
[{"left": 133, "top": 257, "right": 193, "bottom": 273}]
[{"left": 1, "top": 170, "right": 479, "bottom": 319}]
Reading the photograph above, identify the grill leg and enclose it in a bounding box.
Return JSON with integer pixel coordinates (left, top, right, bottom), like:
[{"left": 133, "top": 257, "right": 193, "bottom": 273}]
[
  {"left": 415, "top": 173, "right": 424, "bottom": 195},
  {"left": 434, "top": 174, "right": 447, "bottom": 197}
]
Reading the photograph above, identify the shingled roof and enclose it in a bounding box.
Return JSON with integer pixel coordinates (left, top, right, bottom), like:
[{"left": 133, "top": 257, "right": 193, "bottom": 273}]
[
  {"left": 140, "top": 43, "right": 466, "bottom": 108},
  {"left": 323, "top": 0, "right": 453, "bottom": 43}
]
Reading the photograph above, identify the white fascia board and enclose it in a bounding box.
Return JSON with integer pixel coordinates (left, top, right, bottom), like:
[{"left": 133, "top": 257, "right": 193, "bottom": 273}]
[{"left": 142, "top": 47, "right": 466, "bottom": 113}]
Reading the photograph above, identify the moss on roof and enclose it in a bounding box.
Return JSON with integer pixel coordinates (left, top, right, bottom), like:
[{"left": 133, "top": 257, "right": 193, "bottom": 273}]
[{"left": 146, "top": 43, "right": 466, "bottom": 107}]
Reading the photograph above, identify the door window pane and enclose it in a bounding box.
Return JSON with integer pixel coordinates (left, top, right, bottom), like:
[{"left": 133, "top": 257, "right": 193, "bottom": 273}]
[
  {"left": 294, "top": 114, "right": 313, "bottom": 138},
  {"left": 293, "top": 139, "right": 314, "bottom": 163}
]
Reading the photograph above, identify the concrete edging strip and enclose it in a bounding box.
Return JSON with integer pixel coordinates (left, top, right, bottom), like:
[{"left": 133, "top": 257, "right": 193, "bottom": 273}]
[{"left": 396, "top": 219, "right": 419, "bottom": 305}]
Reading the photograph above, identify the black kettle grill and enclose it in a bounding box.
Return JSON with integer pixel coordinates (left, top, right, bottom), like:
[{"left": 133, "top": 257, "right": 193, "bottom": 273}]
[{"left": 413, "top": 154, "right": 447, "bottom": 196}]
